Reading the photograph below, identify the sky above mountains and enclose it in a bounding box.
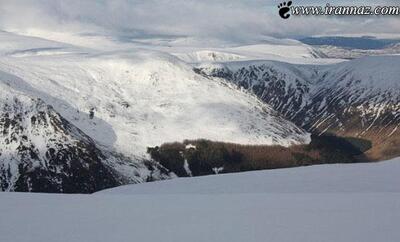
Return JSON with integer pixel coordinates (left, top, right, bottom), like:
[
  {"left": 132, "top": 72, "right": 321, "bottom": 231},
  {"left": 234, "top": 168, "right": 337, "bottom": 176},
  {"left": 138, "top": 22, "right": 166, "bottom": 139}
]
[{"left": 1, "top": 0, "right": 399, "bottom": 42}]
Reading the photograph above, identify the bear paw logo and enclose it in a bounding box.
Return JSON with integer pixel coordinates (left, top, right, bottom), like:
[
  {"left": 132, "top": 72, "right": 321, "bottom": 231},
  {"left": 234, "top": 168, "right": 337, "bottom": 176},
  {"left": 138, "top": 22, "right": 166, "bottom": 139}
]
[{"left": 278, "top": 1, "right": 293, "bottom": 19}]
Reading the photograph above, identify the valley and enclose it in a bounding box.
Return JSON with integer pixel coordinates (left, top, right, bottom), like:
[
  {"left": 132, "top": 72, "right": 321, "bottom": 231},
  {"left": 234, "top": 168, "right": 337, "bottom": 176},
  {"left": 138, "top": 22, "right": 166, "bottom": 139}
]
[{"left": 0, "top": 29, "right": 399, "bottom": 192}]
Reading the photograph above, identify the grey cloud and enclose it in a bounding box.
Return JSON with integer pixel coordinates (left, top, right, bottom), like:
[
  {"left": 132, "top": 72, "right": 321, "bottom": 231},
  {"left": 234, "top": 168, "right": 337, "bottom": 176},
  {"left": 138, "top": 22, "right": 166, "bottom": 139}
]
[{"left": 0, "top": 0, "right": 399, "bottom": 41}]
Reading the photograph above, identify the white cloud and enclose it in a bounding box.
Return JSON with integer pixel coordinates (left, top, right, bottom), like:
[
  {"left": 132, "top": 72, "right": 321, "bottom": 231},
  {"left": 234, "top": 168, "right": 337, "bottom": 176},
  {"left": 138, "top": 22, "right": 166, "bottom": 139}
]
[{"left": 1, "top": 0, "right": 399, "bottom": 42}]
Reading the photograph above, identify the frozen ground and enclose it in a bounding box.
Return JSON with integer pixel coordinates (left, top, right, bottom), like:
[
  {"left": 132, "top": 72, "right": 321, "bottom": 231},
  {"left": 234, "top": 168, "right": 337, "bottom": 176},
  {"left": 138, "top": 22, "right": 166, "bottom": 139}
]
[
  {"left": 1, "top": 158, "right": 399, "bottom": 242},
  {"left": 100, "top": 157, "right": 400, "bottom": 194}
]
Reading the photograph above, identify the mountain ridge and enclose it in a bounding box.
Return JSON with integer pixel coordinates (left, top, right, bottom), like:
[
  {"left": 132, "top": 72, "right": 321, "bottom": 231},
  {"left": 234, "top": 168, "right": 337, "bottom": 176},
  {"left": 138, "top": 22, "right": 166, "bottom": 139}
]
[
  {"left": 196, "top": 56, "right": 400, "bottom": 160},
  {"left": 0, "top": 31, "right": 311, "bottom": 192}
]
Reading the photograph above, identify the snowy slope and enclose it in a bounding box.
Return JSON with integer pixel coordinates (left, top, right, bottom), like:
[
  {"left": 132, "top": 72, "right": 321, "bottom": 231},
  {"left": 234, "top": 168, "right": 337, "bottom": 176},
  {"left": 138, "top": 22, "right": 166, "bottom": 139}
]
[
  {"left": 308, "top": 56, "right": 400, "bottom": 134},
  {"left": 168, "top": 41, "right": 338, "bottom": 64},
  {"left": 321, "top": 56, "right": 400, "bottom": 93},
  {"left": 0, "top": 82, "right": 116, "bottom": 192},
  {"left": 0, "top": 32, "right": 310, "bottom": 154},
  {"left": 0, "top": 31, "right": 77, "bottom": 56},
  {"left": 100, "top": 157, "right": 400, "bottom": 194},
  {"left": 1, "top": 159, "right": 400, "bottom": 242},
  {"left": 12, "top": 29, "right": 340, "bottom": 65},
  {"left": 171, "top": 42, "right": 326, "bottom": 64},
  {"left": 0, "top": 31, "right": 311, "bottom": 192},
  {"left": 198, "top": 55, "right": 400, "bottom": 159},
  {"left": 0, "top": 78, "right": 171, "bottom": 192}
]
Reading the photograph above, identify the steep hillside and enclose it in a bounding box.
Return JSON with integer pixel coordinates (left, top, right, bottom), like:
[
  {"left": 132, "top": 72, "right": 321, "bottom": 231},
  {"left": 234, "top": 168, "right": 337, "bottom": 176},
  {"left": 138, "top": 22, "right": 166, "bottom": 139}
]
[
  {"left": 0, "top": 31, "right": 310, "bottom": 192},
  {"left": 197, "top": 56, "right": 400, "bottom": 160},
  {"left": 0, "top": 84, "right": 121, "bottom": 193},
  {"left": 306, "top": 57, "right": 400, "bottom": 159}
]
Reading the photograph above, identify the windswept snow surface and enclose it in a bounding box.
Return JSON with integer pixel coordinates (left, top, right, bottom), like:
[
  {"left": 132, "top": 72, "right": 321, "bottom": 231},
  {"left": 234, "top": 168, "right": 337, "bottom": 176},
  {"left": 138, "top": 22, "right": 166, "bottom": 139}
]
[
  {"left": 1, "top": 159, "right": 400, "bottom": 242},
  {"left": 100, "top": 158, "right": 400, "bottom": 194}
]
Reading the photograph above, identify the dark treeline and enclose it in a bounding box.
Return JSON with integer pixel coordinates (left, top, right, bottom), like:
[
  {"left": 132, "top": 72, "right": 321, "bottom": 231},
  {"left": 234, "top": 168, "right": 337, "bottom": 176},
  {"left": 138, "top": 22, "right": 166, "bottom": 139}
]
[{"left": 147, "top": 134, "right": 372, "bottom": 177}]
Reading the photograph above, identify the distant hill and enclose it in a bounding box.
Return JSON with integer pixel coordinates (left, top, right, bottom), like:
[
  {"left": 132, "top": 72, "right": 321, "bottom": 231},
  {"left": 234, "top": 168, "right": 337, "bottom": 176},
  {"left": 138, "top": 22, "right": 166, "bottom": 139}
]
[{"left": 300, "top": 36, "right": 400, "bottom": 50}]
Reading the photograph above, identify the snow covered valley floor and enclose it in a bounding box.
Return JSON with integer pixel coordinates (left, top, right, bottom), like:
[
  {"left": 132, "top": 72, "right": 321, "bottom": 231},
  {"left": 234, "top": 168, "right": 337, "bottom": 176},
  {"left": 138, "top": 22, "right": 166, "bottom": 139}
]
[{"left": 1, "top": 158, "right": 400, "bottom": 242}]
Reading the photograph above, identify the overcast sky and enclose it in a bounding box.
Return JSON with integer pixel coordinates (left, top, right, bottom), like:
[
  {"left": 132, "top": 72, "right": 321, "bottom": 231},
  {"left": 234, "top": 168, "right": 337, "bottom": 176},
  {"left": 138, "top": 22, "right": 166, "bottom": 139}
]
[{"left": 1, "top": 0, "right": 399, "bottom": 41}]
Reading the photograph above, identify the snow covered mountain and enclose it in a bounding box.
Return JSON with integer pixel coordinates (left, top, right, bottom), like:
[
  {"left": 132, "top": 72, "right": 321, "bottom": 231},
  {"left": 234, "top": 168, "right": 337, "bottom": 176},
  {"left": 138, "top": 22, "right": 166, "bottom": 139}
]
[
  {"left": 0, "top": 27, "right": 398, "bottom": 193},
  {"left": 0, "top": 31, "right": 310, "bottom": 192},
  {"left": 0, "top": 79, "right": 172, "bottom": 192},
  {"left": 171, "top": 40, "right": 327, "bottom": 64},
  {"left": 197, "top": 56, "right": 400, "bottom": 160},
  {"left": 0, "top": 86, "right": 115, "bottom": 192}
]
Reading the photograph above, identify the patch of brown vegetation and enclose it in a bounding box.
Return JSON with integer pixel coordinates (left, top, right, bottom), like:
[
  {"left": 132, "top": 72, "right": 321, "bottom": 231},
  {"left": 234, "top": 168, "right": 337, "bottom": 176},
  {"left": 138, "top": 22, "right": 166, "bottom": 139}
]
[
  {"left": 330, "top": 124, "right": 400, "bottom": 161},
  {"left": 148, "top": 134, "right": 370, "bottom": 177}
]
